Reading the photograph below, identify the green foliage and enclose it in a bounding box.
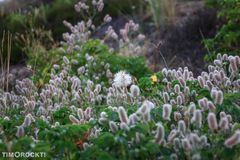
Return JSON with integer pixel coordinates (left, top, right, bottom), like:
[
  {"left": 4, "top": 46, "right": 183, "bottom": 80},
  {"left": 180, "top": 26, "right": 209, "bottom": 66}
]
[
  {"left": 53, "top": 107, "right": 72, "bottom": 125},
  {"left": 33, "top": 39, "right": 151, "bottom": 87},
  {"left": 204, "top": 0, "right": 240, "bottom": 61}
]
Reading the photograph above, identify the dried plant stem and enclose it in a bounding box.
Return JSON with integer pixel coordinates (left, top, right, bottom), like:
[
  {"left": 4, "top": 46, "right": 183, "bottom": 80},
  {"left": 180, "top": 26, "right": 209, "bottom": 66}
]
[
  {"left": 0, "top": 31, "right": 12, "bottom": 91},
  {"left": 6, "top": 32, "right": 12, "bottom": 92}
]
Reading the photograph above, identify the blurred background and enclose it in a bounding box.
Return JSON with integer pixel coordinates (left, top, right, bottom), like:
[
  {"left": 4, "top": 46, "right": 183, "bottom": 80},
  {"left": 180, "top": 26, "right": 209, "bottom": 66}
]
[{"left": 0, "top": 0, "right": 239, "bottom": 83}]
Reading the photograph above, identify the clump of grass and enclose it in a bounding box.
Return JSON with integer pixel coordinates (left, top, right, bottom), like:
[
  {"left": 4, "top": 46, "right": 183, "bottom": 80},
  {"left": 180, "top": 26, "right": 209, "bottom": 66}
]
[{"left": 148, "top": 0, "right": 176, "bottom": 29}]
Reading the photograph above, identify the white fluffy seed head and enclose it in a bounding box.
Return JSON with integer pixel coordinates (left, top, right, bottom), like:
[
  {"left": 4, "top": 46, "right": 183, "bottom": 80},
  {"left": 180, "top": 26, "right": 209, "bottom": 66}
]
[
  {"left": 113, "top": 71, "right": 132, "bottom": 88},
  {"left": 162, "top": 104, "right": 172, "bottom": 121}
]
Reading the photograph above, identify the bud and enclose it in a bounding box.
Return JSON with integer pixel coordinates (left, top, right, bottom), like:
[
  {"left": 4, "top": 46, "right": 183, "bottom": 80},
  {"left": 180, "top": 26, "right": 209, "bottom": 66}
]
[
  {"left": 216, "top": 90, "right": 224, "bottom": 105},
  {"left": 224, "top": 130, "right": 240, "bottom": 148},
  {"left": 77, "top": 108, "right": 85, "bottom": 120},
  {"left": 16, "top": 126, "right": 25, "bottom": 138},
  {"left": 143, "top": 111, "right": 151, "bottom": 122},
  {"left": 174, "top": 112, "right": 182, "bottom": 121},
  {"left": 192, "top": 109, "right": 202, "bottom": 128},
  {"left": 207, "top": 112, "right": 218, "bottom": 131},
  {"left": 219, "top": 117, "right": 229, "bottom": 131},
  {"left": 104, "top": 14, "right": 112, "bottom": 23},
  {"left": 63, "top": 56, "right": 70, "bottom": 64},
  {"left": 198, "top": 98, "right": 208, "bottom": 110},
  {"left": 207, "top": 101, "right": 216, "bottom": 112},
  {"left": 178, "top": 120, "right": 186, "bottom": 133},
  {"left": 137, "top": 103, "right": 147, "bottom": 114},
  {"left": 83, "top": 142, "right": 90, "bottom": 150},
  {"left": 155, "top": 123, "right": 165, "bottom": 144},
  {"left": 227, "top": 115, "right": 232, "bottom": 122},
  {"left": 189, "top": 133, "right": 201, "bottom": 145},
  {"left": 173, "top": 138, "right": 181, "bottom": 150},
  {"left": 69, "top": 115, "right": 80, "bottom": 124},
  {"left": 118, "top": 106, "right": 129, "bottom": 124},
  {"left": 182, "top": 138, "right": 192, "bottom": 151},
  {"left": 163, "top": 92, "right": 170, "bottom": 103},
  {"left": 176, "top": 95, "right": 183, "bottom": 105},
  {"left": 162, "top": 104, "right": 172, "bottom": 121},
  {"left": 178, "top": 77, "right": 186, "bottom": 87},
  {"left": 188, "top": 102, "right": 196, "bottom": 115},
  {"left": 99, "top": 117, "right": 107, "bottom": 125},
  {"left": 174, "top": 84, "right": 180, "bottom": 93},
  {"left": 211, "top": 89, "right": 224, "bottom": 105},
  {"left": 109, "top": 121, "right": 118, "bottom": 133},
  {"left": 192, "top": 154, "right": 201, "bottom": 160},
  {"left": 229, "top": 57, "right": 238, "bottom": 73},
  {"left": 3, "top": 116, "right": 10, "bottom": 121},
  {"left": 100, "top": 112, "right": 108, "bottom": 119},
  {"left": 130, "top": 85, "right": 140, "bottom": 97},
  {"left": 214, "top": 59, "right": 222, "bottom": 67},
  {"left": 220, "top": 111, "right": 226, "bottom": 118},
  {"left": 200, "top": 135, "right": 208, "bottom": 146},
  {"left": 197, "top": 76, "right": 205, "bottom": 88},
  {"left": 206, "top": 80, "right": 213, "bottom": 90},
  {"left": 120, "top": 122, "right": 129, "bottom": 131},
  {"left": 23, "top": 114, "right": 32, "bottom": 127},
  {"left": 167, "top": 129, "right": 177, "bottom": 142},
  {"left": 129, "top": 113, "right": 139, "bottom": 125},
  {"left": 170, "top": 154, "right": 178, "bottom": 160}
]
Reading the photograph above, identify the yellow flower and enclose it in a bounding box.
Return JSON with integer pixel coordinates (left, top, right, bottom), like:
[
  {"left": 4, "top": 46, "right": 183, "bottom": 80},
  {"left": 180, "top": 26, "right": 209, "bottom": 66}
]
[{"left": 151, "top": 75, "right": 158, "bottom": 83}]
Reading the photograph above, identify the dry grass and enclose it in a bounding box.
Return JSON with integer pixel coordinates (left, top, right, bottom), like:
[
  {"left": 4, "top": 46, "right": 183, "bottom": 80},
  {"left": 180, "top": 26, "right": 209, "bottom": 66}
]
[
  {"left": 0, "top": 31, "right": 12, "bottom": 91},
  {"left": 148, "top": 0, "right": 176, "bottom": 29}
]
